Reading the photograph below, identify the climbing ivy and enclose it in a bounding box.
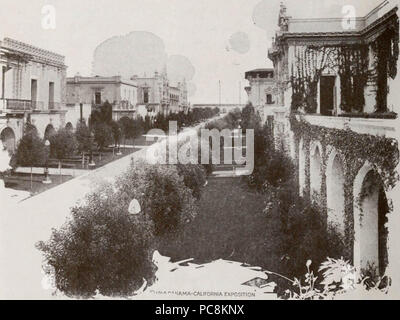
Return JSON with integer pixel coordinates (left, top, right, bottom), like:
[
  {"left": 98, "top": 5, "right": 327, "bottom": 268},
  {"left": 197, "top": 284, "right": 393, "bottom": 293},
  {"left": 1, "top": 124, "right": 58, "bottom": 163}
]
[
  {"left": 290, "top": 15, "right": 399, "bottom": 114},
  {"left": 289, "top": 115, "right": 399, "bottom": 190},
  {"left": 372, "top": 15, "right": 399, "bottom": 112},
  {"left": 291, "top": 44, "right": 369, "bottom": 114}
]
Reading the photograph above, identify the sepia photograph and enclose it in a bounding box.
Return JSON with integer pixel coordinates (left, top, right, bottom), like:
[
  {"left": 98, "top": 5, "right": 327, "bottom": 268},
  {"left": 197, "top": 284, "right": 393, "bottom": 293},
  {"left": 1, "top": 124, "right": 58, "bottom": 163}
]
[{"left": 1, "top": 0, "right": 400, "bottom": 305}]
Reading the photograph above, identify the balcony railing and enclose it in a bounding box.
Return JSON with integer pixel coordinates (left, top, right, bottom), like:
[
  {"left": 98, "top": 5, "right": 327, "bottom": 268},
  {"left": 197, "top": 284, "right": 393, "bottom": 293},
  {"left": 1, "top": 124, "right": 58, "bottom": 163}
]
[
  {"left": 48, "top": 101, "right": 61, "bottom": 110},
  {"left": 32, "top": 101, "right": 45, "bottom": 110},
  {"left": 4, "top": 99, "right": 61, "bottom": 111},
  {"left": 297, "top": 114, "right": 397, "bottom": 139},
  {"left": 5, "top": 99, "right": 32, "bottom": 111}
]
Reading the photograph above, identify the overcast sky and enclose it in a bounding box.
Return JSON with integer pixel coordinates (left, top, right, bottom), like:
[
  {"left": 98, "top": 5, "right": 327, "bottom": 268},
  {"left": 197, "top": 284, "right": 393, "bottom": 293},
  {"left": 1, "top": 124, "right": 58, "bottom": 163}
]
[{"left": 0, "top": 0, "right": 395, "bottom": 104}]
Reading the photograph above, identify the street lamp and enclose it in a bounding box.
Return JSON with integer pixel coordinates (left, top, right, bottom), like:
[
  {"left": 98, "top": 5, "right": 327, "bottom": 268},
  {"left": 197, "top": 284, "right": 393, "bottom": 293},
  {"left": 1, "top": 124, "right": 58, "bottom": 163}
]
[
  {"left": 43, "top": 139, "right": 52, "bottom": 184},
  {"left": 116, "top": 128, "right": 122, "bottom": 156}
]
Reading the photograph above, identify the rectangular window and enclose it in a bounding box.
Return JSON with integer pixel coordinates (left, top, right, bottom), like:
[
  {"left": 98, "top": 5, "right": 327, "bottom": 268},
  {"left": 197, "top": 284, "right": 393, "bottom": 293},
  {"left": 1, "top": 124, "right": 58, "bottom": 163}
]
[
  {"left": 320, "top": 76, "right": 336, "bottom": 116},
  {"left": 144, "top": 89, "right": 149, "bottom": 103},
  {"left": 31, "top": 79, "right": 38, "bottom": 109},
  {"left": 95, "top": 92, "right": 102, "bottom": 105},
  {"left": 266, "top": 94, "right": 273, "bottom": 104},
  {"left": 49, "top": 82, "right": 55, "bottom": 109}
]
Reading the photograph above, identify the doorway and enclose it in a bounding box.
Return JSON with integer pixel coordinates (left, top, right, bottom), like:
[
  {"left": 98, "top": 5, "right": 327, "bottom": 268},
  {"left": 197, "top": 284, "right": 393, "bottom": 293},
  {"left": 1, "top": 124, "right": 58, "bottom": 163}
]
[{"left": 320, "top": 76, "right": 335, "bottom": 116}]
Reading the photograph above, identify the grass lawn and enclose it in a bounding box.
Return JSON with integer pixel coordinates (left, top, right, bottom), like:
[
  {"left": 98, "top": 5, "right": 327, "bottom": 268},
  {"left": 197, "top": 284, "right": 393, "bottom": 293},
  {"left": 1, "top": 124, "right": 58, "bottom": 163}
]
[
  {"left": 159, "top": 176, "right": 283, "bottom": 276},
  {"left": 158, "top": 176, "right": 296, "bottom": 295},
  {"left": 89, "top": 146, "right": 141, "bottom": 168},
  {"left": 4, "top": 172, "right": 74, "bottom": 196}
]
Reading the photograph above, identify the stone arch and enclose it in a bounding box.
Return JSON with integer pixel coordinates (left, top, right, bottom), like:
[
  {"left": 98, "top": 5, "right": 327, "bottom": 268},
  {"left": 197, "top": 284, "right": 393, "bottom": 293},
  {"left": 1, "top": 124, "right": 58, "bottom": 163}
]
[
  {"left": 1, "top": 127, "right": 16, "bottom": 154},
  {"left": 310, "top": 140, "right": 323, "bottom": 200},
  {"left": 44, "top": 124, "right": 55, "bottom": 140},
  {"left": 65, "top": 122, "right": 73, "bottom": 132},
  {"left": 298, "top": 137, "right": 306, "bottom": 195},
  {"left": 326, "top": 148, "right": 346, "bottom": 233},
  {"left": 353, "top": 162, "right": 389, "bottom": 275}
]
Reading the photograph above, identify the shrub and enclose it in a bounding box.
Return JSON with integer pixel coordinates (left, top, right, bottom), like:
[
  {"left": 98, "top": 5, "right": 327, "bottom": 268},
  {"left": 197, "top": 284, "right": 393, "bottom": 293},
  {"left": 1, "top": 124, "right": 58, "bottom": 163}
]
[
  {"left": 283, "top": 258, "right": 391, "bottom": 299},
  {"left": 176, "top": 164, "right": 206, "bottom": 200},
  {"left": 49, "top": 128, "right": 77, "bottom": 169},
  {"left": 36, "top": 183, "right": 155, "bottom": 298},
  {"left": 264, "top": 181, "right": 345, "bottom": 283},
  {"left": 115, "top": 160, "right": 198, "bottom": 237},
  {"left": 248, "top": 127, "right": 294, "bottom": 191}
]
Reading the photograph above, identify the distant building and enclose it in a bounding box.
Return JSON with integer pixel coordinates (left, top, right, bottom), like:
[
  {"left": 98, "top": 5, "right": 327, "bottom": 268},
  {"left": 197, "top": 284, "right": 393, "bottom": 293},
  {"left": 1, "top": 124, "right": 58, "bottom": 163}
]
[
  {"left": 244, "top": 68, "right": 277, "bottom": 122},
  {"left": 0, "top": 38, "right": 74, "bottom": 153},
  {"left": 66, "top": 75, "right": 138, "bottom": 122},
  {"left": 133, "top": 70, "right": 189, "bottom": 119},
  {"left": 169, "top": 86, "right": 180, "bottom": 114}
]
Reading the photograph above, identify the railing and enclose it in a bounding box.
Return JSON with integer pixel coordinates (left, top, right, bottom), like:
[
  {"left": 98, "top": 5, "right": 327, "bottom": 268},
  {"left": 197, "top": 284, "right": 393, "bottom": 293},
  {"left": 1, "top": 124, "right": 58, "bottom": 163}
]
[
  {"left": 31, "top": 101, "right": 45, "bottom": 110},
  {"left": 298, "top": 114, "right": 397, "bottom": 139},
  {"left": 5, "top": 99, "right": 32, "bottom": 111},
  {"left": 4, "top": 99, "right": 62, "bottom": 111},
  {"left": 48, "top": 102, "right": 61, "bottom": 110},
  {"left": 116, "top": 101, "right": 135, "bottom": 110}
]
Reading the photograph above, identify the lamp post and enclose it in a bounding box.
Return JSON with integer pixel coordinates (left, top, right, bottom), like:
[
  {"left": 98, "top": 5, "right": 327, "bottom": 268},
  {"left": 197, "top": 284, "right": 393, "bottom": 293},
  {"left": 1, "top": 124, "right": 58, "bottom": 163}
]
[
  {"left": 116, "top": 127, "right": 122, "bottom": 156},
  {"left": 43, "top": 139, "right": 52, "bottom": 184}
]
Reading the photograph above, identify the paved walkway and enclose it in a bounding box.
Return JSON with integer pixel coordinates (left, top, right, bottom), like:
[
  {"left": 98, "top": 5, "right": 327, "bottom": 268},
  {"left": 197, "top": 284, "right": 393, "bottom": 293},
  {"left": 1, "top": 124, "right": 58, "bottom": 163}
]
[{"left": 15, "top": 167, "right": 89, "bottom": 177}]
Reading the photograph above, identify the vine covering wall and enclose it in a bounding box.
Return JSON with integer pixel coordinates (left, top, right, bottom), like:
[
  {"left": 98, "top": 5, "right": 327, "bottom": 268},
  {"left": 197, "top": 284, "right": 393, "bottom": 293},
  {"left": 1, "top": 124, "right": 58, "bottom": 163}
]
[
  {"left": 290, "top": 116, "right": 399, "bottom": 190},
  {"left": 372, "top": 17, "right": 400, "bottom": 112},
  {"left": 290, "top": 15, "right": 399, "bottom": 114},
  {"left": 289, "top": 115, "right": 399, "bottom": 260}
]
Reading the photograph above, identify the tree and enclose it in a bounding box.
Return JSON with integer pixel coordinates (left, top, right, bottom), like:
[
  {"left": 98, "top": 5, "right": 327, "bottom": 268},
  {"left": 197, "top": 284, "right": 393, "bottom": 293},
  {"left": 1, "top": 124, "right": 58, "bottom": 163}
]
[
  {"left": 75, "top": 121, "right": 93, "bottom": 167},
  {"left": 75, "top": 121, "right": 92, "bottom": 154},
  {"left": 132, "top": 118, "right": 144, "bottom": 139},
  {"left": 93, "top": 122, "right": 112, "bottom": 151},
  {"left": 90, "top": 101, "right": 113, "bottom": 127},
  {"left": 144, "top": 115, "right": 152, "bottom": 132},
  {"left": 49, "top": 128, "right": 77, "bottom": 178},
  {"left": 118, "top": 116, "right": 135, "bottom": 147},
  {"left": 110, "top": 120, "right": 121, "bottom": 148},
  {"left": 241, "top": 103, "right": 261, "bottom": 130},
  {"left": 15, "top": 124, "right": 47, "bottom": 190}
]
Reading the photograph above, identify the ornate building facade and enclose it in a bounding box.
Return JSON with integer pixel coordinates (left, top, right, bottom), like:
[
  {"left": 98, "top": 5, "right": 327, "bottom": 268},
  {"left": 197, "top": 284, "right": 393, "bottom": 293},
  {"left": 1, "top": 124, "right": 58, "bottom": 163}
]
[
  {"left": 134, "top": 71, "right": 188, "bottom": 119},
  {"left": 267, "top": 2, "right": 400, "bottom": 286},
  {"left": 0, "top": 38, "right": 71, "bottom": 153},
  {"left": 244, "top": 68, "right": 278, "bottom": 122}
]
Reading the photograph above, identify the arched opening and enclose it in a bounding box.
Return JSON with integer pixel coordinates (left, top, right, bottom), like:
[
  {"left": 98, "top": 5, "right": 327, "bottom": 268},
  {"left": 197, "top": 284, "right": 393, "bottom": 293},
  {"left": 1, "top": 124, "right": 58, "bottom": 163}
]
[
  {"left": 65, "top": 122, "right": 73, "bottom": 132},
  {"left": 310, "top": 142, "right": 322, "bottom": 200},
  {"left": 44, "top": 124, "right": 55, "bottom": 140},
  {"left": 298, "top": 138, "right": 306, "bottom": 195},
  {"left": 354, "top": 165, "right": 389, "bottom": 276},
  {"left": 326, "top": 151, "right": 345, "bottom": 233},
  {"left": 0, "top": 127, "right": 16, "bottom": 154}
]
